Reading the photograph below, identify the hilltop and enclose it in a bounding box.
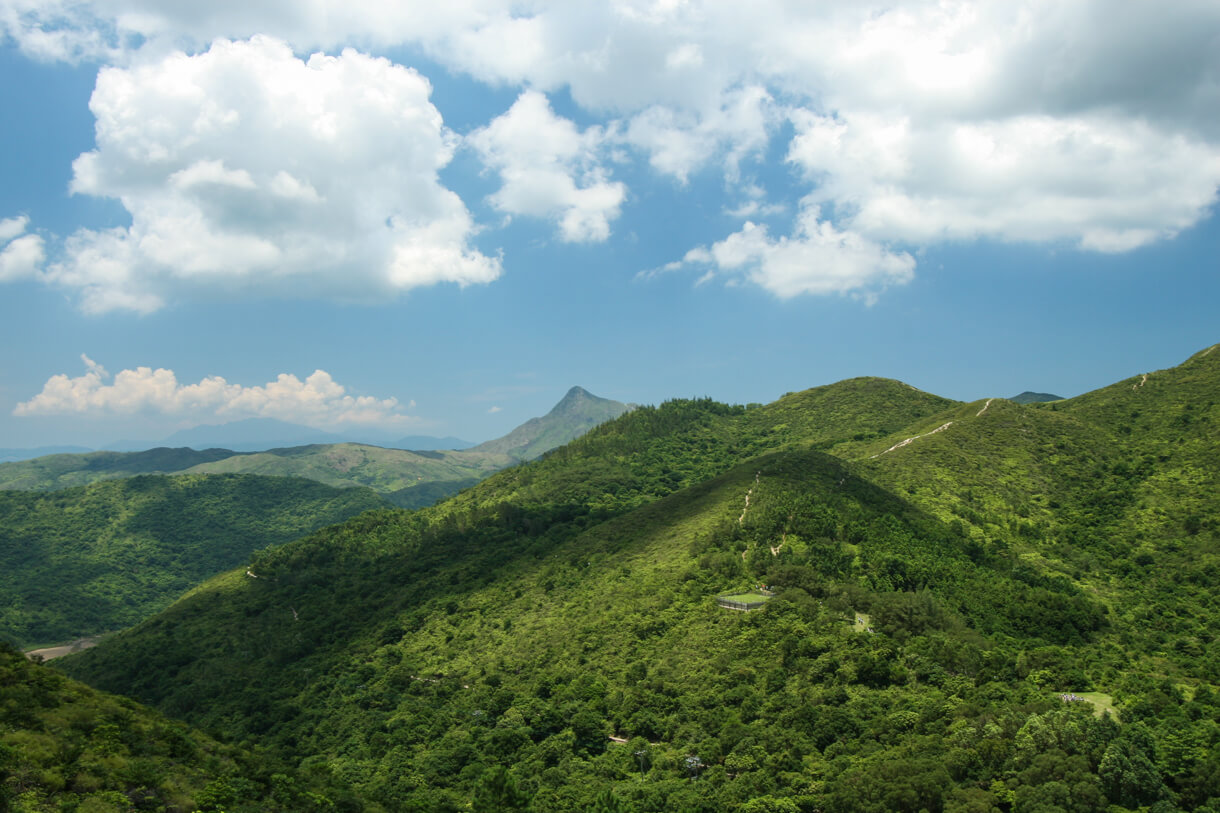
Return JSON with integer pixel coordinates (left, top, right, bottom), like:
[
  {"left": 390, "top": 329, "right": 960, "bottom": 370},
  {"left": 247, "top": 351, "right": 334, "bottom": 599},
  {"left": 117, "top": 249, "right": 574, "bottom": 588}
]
[
  {"left": 55, "top": 345, "right": 1220, "bottom": 811},
  {"left": 1010, "top": 391, "right": 1063, "bottom": 403}
]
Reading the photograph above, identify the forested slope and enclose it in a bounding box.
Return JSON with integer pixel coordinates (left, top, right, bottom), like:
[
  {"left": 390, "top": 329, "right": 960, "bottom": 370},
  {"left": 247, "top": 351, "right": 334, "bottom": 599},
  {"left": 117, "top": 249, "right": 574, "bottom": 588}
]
[
  {"left": 0, "top": 473, "right": 387, "bottom": 647},
  {"left": 0, "top": 642, "right": 365, "bottom": 811},
  {"left": 57, "top": 347, "right": 1220, "bottom": 812}
]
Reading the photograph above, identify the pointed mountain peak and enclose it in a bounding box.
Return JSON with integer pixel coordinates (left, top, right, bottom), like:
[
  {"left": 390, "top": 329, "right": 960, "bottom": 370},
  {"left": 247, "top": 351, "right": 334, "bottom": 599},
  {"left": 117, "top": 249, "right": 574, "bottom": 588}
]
[
  {"left": 554, "top": 385, "right": 594, "bottom": 407},
  {"left": 472, "top": 386, "right": 632, "bottom": 459}
]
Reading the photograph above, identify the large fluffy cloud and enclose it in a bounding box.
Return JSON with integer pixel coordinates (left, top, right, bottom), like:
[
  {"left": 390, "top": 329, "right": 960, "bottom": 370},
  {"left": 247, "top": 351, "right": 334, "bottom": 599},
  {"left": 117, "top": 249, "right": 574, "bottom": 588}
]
[
  {"left": 15, "top": 354, "right": 413, "bottom": 427},
  {"left": 5, "top": 0, "right": 1220, "bottom": 301},
  {"left": 787, "top": 110, "right": 1220, "bottom": 252},
  {"left": 468, "top": 91, "right": 625, "bottom": 243},
  {"left": 42, "top": 36, "right": 499, "bottom": 312}
]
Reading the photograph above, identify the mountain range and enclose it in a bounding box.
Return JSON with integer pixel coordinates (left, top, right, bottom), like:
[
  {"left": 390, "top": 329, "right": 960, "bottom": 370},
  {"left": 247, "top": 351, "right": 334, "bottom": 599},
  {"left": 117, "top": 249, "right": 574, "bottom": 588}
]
[
  {"left": 156, "top": 418, "right": 475, "bottom": 453},
  {"left": 6, "top": 347, "right": 1219, "bottom": 811},
  {"left": 0, "top": 386, "right": 632, "bottom": 508}
]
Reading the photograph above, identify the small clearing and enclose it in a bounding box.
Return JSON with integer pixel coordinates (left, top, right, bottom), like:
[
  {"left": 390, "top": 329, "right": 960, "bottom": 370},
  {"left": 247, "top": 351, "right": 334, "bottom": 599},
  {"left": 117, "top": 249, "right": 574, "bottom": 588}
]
[
  {"left": 852, "top": 612, "right": 873, "bottom": 633},
  {"left": 717, "top": 590, "right": 773, "bottom": 611},
  {"left": 1065, "top": 691, "right": 1116, "bottom": 719}
]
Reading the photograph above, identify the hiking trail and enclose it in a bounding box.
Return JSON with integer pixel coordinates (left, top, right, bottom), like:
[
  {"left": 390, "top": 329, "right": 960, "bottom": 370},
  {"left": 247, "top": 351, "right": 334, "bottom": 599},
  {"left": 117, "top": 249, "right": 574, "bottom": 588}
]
[{"left": 870, "top": 421, "right": 955, "bottom": 458}]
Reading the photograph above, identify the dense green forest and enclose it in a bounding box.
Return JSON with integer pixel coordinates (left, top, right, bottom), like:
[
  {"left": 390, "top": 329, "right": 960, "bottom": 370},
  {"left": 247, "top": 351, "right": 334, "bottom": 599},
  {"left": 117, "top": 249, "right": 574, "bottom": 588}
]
[
  {"left": 0, "top": 474, "right": 387, "bottom": 647},
  {"left": 0, "top": 642, "right": 361, "bottom": 811},
  {"left": 49, "top": 345, "right": 1220, "bottom": 811}
]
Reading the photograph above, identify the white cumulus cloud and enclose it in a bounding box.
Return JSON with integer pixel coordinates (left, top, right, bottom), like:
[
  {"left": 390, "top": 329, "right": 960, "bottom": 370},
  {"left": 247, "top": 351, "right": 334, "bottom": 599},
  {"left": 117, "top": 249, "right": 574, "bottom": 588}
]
[
  {"left": 14, "top": 355, "right": 413, "bottom": 428},
  {"left": 674, "top": 204, "right": 914, "bottom": 301},
  {"left": 787, "top": 108, "right": 1220, "bottom": 253},
  {"left": 0, "top": 215, "right": 45, "bottom": 281},
  {"left": 38, "top": 36, "right": 499, "bottom": 312},
  {"left": 625, "top": 85, "right": 775, "bottom": 183},
  {"left": 468, "top": 91, "right": 625, "bottom": 243}
]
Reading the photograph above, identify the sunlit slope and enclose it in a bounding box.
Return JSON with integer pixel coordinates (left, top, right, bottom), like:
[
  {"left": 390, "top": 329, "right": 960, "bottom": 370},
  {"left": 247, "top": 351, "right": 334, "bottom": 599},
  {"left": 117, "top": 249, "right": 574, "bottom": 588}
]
[
  {"left": 1058, "top": 343, "right": 1220, "bottom": 533},
  {"left": 845, "top": 346, "right": 1220, "bottom": 682},
  {"left": 850, "top": 397, "right": 1119, "bottom": 543},
  {"left": 0, "top": 473, "right": 387, "bottom": 647}
]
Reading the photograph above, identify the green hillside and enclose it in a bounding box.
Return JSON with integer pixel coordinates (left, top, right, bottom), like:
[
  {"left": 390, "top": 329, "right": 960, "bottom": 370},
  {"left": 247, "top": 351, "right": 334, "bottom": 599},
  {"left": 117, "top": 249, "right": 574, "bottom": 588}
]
[
  {"left": 56, "top": 347, "right": 1220, "bottom": 812},
  {"left": 0, "top": 474, "right": 387, "bottom": 648},
  {"left": 1010, "top": 391, "right": 1063, "bottom": 404},
  {"left": 181, "top": 443, "right": 514, "bottom": 508},
  {"left": 0, "top": 642, "right": 363, "bottom": 811},
  {"left": 0, "top": 447, "right": 236, "bottom": 490}
]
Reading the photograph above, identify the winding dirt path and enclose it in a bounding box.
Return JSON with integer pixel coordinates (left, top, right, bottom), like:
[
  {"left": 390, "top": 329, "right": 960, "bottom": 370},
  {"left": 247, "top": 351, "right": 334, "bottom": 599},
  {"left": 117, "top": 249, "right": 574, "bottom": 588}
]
[
  {"left": 976, "top": 398, "right": 994, "bottom": 417},
  {"left": 870, "top": 421, "right": 955, "bottom": 458},
  {"left": 1132, "top": 373, "right": 1149, "bottom": 390},
  {"left": 737, "top": 472, "right": 760, "bottom": 525}
]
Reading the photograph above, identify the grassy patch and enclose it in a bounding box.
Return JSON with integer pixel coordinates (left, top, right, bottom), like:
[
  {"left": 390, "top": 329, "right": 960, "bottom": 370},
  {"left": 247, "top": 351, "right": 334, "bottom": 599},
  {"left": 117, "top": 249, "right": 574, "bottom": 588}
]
[
  {"left": 719, "top": 592, "right": 772, "bottom": 604},
  {"left": 1075, "top": 691, "right": 1116, "bottom": 718}
]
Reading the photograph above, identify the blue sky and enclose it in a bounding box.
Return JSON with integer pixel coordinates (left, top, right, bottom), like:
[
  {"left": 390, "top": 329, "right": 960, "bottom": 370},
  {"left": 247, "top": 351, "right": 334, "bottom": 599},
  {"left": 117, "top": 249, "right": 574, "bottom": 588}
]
[{"left": 1, "top": 1, "right": 1218, "bottom": 449}]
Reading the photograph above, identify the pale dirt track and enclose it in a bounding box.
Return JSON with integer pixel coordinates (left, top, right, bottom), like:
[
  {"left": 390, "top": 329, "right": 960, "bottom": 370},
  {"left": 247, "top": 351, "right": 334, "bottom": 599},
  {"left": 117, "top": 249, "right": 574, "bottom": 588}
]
[{"left": 26, "top": 636, "right": 100, "bottom": 661}]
